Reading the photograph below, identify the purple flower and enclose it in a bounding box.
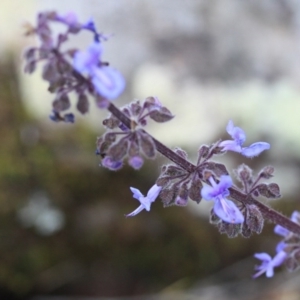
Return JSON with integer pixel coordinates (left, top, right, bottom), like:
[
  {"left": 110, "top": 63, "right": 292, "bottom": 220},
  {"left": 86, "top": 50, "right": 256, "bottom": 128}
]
[
  {"left": 82, "top": 19, "right": 105, "bottom": 42},
  {"left": 92, "top": 67, "right": 125, "bottom": 100},
  {"left": 126, "top": 184, "right": 162, "bottom": 217},
  {"left": 73, "top": 42, "right": 103, "bottom": 73},
  {"left": 63, "top": 113, "right": 75, "bottom": 123},
  {"left": 253, "top": 251, "right": 287, "bottom": 278},
  {"left": 73, "top": 42, "right": 125, "bottom": 100},
  {"left": 201, "top": 176, "right": 244, "bottom": 224},
  {"left": 175, "top": 196, "right": 188, "bottom": 206},
  {"left": 101, "top": 156, "right": 122, "bottom": 170},
  {"left": 219, "top": 120, "right": 270, "bottom": 158},
  {"left": 128, "top": 156, "right": 144, "bottom": 170},
  {"left": 49, "top": 111, "right": 60, "bottom": 122},
  {"left": 275, "top": 241, "right": 286, "bottom": 253},
  {"left": 49, "top": 111, "right": 75, "bottom": 123}
]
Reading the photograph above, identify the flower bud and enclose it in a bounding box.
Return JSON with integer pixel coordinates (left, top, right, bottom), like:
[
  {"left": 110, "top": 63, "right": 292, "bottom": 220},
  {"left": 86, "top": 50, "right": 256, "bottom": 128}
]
[
  {"left": 258, "top": 165, "right": 275, "bottom": 179},
  {"left": 175, "top": 185, "right": 188, "bottom": 206},
  {"left": 235, "top": 164, "right": 253, "bottom": 185},
  {"left": 101, "top": 156, "right": 122, "bottom": 171},
  {"left": 128, "top": 155, "right": 144, "bottom": 170},
  {"left": 77, "top": 93, "right": 89, "bottom": 114},
  {"left": 174, "top": 148, "right": 188, "bottom": 159},
  {"left": 130, "top": 101, "right": 142, "bottom": 116}
]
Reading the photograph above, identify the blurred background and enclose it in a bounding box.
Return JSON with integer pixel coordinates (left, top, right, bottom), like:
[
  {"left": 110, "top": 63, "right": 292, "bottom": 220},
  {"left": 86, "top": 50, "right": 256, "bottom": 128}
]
[{"left": 1, "top": 0, "right": 300, "bottom": 299}]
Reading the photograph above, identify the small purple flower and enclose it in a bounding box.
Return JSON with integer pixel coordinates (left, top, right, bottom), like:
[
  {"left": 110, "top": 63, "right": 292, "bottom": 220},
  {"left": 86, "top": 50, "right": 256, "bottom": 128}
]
[
  {"left": 275, "top": 241, "right": 286, "bottom": 253},
  {"left": 63, "top": 113, "right": 75, "bottom": 123},
  {"left": 73, "top": 42, "right": 103, "bottom": 73},
  {"left": 175, "top": 196, "right": 188, "bottom": 206},
  {"left": 73, "top": 42, "right": 125, "bottom": 100},
  {"left": 219, "top": 120, "right": 270, "bottom": 158},
  {"left": 101, "top": 156, "right": 122, "bottom": 170},
  {"left": 92, "top": 67, "right": 125, "bottom": 100},
  {"left": 126, "top": 184, "right": 162, "bottom": 217},
  {"left": 49, "top": 111, "right": 60, "bottom": 122},
  {"left": 201, "top": 175, "right": 244, "bottom": 224},
  {"left": 253, "top": 251, "right": 287, "bottom": 278},
  {"left": 82, "top": 19, "right": 106, "bottom": 42},
  {"left": 128, "top": 156, "right": 144, "bottom": 170},
  {"left": 49, "top": 111, "right": 75, "bottom": 123}
]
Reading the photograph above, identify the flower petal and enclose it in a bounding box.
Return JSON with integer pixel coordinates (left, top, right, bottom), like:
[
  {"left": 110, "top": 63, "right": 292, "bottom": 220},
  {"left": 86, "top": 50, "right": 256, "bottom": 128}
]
[
  {"left": 291, "top": 211, "right": 300, "bottom": 222},
  {"left": 201, "top": 185, "right": 215, "bottom": 201},
  {"left": 219, "top": 140, "right": 242, "bottom": 153},
  {"left": 272, "top": 251, "right": 287, "bottom": 267},
  {"left": 241, "top": 142, "right": 270, "bottom": 158},
  {"left": 125, "top": 205, "right": 144, "bottom": 217},
  {"left": 254, "top": 252, "right": 272, "bottom": 261},
  {"left": 128, "top": 156, "right": 144, "bottom": 170},
  {"left": 204, "top": 176, "right": 232, "bottom": 199},
  {"left": 218, "top": 175, "right": 233, "bottom": 191},
  {"left": 214, "top": 197, "right": 244, "bottom": 223},
  {"left": 274, "top": 224, "right": 289, "bottom": 237},
  {"left": 139, "top": 197, "right": 151, "bottom": 211},
  {"left": 226, "top": 120, "right": 246, "bottom": 145},
  {"left": 275, "top": 241, "right": 286, "bottom": 253},
  {"left": 73, "top": 42, "right": 103, "bottom": 73},
  {"left": 92, "top": 67, "right": 125, "bottom": 99},
  {"left": 265, "top": 267, "right": 274, "bottom": 278},
  {"left": 146, "top": 184, "right": 162, "bottom": 203},
  {"left": 129, "top": 187, "right": 144, "bottom": 200}
]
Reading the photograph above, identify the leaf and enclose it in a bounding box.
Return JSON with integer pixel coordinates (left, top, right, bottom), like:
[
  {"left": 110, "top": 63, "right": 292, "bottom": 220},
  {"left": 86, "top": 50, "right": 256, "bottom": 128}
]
[
  {"left": 149, "top": 107, "right": 174, "bottom": 123},
  {"left": 138, "top": 130, "right": 156, "bottom": 158},
  {"left": 77, "top": 93, "right": 89, "bottom": 114}
]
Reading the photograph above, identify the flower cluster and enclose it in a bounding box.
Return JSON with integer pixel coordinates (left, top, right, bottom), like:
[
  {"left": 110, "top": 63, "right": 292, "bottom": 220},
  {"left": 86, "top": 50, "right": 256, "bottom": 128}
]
[
  {"left": 24, "top": 11, "right": 125, "bottom": 123},
  {"left": 96, "top": 97, "right": 174, "bottom": 170},
  {"left": 253, "top": 211, "right": 300, "bottom": 278},
  {"left": 24, "top": 10, "right": 300, "bottom": 280},
  {"left": 125, "top": 123, "right": 277, "bottom": 241}
]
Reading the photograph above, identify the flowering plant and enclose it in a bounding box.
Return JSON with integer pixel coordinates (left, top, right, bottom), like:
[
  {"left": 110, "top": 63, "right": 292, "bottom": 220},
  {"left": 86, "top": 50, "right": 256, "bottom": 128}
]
[{"left": 24, "top": 11, "right": 300, "bottom": 278}]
